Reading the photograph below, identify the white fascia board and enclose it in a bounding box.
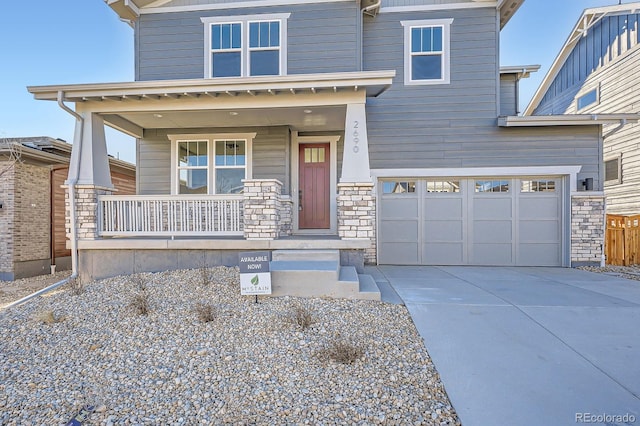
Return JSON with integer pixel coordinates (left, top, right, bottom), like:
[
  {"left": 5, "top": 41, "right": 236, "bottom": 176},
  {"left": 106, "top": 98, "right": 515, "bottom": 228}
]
[
  {"left": 524, "top": 2, "right": 640, "bottom": 115},
  {"left": 380, "top": 2, "right": 495, "bottom": 14},
  {"left": 140, "top": 0, "right": 349, "bottom": 14},
  {"left": 499, "top": 65, "right": 540, "bottom": 79},
  {"left": 28, "top": 71, "right": 396, "bottom": 101},
  {"left": 499, "top": 114, "right": 640, "bottom": 127}
]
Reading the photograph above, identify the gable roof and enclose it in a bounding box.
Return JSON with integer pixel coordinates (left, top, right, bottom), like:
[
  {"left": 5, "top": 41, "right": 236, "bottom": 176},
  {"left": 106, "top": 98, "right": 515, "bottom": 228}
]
[
  {"left": 524, "top": 2, "right": 640, "bottom": 115},
  {"left": 106, "top": 0, "right": 524, "bottom": 28}
]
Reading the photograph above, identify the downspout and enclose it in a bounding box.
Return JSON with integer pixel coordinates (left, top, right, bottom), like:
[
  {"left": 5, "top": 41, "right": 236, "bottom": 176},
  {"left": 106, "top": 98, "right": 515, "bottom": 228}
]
[
  {"left": 0, "top": 93, "right": 83, "bottom": 312},
  {"left": 359, "top": 0, "right": 382, "bottom": 70}
]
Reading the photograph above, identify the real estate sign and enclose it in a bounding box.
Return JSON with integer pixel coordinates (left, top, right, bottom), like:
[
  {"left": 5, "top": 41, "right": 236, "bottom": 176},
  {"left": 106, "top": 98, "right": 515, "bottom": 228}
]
[{"left": 239, "top": 251, "right": 272, "bottom": 295}]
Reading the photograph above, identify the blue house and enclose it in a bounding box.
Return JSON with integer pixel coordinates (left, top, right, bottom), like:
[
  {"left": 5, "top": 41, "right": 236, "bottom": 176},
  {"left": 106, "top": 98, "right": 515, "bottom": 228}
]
[{"left": 27, "top": 0, "right": 640, "bottom": 291}]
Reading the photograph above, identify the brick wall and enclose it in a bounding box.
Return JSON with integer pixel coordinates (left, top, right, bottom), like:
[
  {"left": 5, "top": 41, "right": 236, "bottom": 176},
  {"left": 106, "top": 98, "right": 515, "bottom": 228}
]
[
  {"left": 571, "top": 195, "right": 605, "bottom": 266},
  {"left": 13, "top": 163, "right": 50, "bottom": 263},
  {"left": 66, "top": 185, "right": 114, "bottom": 241},
  {"left": 337, "top": 182, "right": 376, "bottom": 264},
  {"left": 0, "top": 161, "right": 16, "bottom": 276}
]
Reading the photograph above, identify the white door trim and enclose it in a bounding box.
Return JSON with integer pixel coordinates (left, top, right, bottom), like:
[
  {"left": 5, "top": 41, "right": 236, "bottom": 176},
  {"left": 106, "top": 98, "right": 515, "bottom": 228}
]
[{"left": 291, "top": 134, "right": 339, "bottom": 234}]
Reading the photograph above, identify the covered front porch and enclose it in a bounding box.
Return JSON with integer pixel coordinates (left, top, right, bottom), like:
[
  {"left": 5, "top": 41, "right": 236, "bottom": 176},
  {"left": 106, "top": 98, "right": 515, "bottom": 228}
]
[{"left": 29, "top": 71, "right": 394, "bottom": 279}]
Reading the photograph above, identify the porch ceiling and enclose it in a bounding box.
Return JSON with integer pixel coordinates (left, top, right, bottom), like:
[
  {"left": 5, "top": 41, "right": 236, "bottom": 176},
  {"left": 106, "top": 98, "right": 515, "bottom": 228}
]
[{"left": 104, "top": 105, "right": 347, "bottom": 133}]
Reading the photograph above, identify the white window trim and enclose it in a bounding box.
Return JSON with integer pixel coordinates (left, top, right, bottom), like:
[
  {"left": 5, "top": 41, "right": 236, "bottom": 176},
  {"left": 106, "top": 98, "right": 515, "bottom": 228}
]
[
  {"left": 202, "top": 13, "right": 290, "bottom": 79},
  {"left": 401, "top": 18, "right": 453, "bottom": 85},
  {"left": 169, "top": 133, "right": 256, "bottom": 195}
]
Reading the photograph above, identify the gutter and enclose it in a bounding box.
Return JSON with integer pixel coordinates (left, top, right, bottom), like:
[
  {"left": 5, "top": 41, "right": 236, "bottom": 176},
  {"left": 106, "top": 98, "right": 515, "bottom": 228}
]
[{"left": 2, "top": 93, "right": 86, "bottom": 312}]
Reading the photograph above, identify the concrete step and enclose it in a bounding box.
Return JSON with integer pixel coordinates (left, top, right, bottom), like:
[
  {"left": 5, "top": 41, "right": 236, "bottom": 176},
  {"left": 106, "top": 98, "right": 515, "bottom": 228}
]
[
  {"left": 270, "top": 260, "right": 339, "bottom": 297},
  {"left": 356, "top": 274, "right": 382, "bottom": 301},
  {"left": 271, "top": 249, "right": 340, "bottom": 262}
]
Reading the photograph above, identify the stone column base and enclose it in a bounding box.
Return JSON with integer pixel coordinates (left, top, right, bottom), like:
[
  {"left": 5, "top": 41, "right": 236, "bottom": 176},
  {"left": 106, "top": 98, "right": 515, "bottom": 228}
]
[
  {"left": 337, "top": 182, "right": 376, "bottom": 264},
  {"left": 571, "top": 194, "right": 605, "bottom": 267}
]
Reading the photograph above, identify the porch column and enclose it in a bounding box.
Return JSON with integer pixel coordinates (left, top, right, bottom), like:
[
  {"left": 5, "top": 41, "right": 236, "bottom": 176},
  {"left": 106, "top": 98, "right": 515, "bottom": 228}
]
[
  {"left": 338, "top": 103, "right": 376, "bottom": 263},
  {"left": 243, "top": 179, "right": 283, "bottom": 240},
  {"left": 340, "top": 102, "right": 371, "bottom": 183},
  {"left": 66, "top": 112, "right": 114, "bottom": 240}
]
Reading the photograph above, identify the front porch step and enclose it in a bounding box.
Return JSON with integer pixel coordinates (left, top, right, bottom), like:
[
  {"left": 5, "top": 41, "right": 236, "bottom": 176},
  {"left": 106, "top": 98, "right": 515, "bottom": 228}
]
[
  {"left": 271, "top": 249, "right": 340, "bottom": 262},
  {"left": 269, "top": 259, "right": 381, "bottom": 301}
]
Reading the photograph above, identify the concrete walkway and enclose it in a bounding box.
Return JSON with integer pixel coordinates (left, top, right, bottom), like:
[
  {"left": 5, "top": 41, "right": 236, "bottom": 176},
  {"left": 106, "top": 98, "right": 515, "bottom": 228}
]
[{"left": 371, "top": 266, "right": 640, "bottom": 426}]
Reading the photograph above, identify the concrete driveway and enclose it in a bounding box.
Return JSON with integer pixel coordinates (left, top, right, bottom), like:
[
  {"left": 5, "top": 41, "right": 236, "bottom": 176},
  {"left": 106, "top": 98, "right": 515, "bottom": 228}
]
[{"left": 370, "top": 266, "right": 640, "bottom": 426}]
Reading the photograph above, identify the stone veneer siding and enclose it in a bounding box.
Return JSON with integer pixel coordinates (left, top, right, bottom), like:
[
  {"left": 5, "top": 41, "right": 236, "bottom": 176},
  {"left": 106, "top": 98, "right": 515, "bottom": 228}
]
[
  {"left": 243, "top": 179, "right": 283, "bottom": 240},
  {"left": 0, "top": 162, "right": 16, "bottom": 278},
  {"left": 66, "top": 185, "right": 114, "bottom": 241},
  {"left": 571, "top": 194, "right": 605, "bottom": 266},
  {"left": 337, "top": 182, "right": 376, "bottom": 264},
  {"left": 279, "top": 196, "right": 293, "bottom": 237}
]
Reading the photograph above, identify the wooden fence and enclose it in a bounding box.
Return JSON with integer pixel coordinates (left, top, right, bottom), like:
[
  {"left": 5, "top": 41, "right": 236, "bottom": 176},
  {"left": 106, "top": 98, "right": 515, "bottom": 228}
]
[{"left": 606, "top": 214, "right": 640, "bottom": 266}]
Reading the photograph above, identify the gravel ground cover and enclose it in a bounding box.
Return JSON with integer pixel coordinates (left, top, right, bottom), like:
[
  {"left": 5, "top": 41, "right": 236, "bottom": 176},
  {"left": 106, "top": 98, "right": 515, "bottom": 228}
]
[
  {"left": 0, "top": 267, "right": 460, "bottom": 425},
  {"left": 577, "top": 264, "right": 640, "bottom": 281},
  {"left": 0, "top": 271, "right": 71, "bottom": 309}
]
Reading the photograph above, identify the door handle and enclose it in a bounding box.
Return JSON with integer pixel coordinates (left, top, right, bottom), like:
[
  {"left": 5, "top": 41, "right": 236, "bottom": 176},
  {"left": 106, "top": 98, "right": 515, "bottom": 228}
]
[{"left": 298, "top": 190, "right": 303, "bottom": 211}]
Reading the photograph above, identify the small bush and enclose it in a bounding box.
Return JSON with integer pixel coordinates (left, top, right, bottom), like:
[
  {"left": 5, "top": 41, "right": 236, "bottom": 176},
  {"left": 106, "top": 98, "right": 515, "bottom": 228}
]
[
  {"left": 289, "top": 303, "right": 313, "bottom": 330},
  {"left": 318, "top": 335, "right": 364, "bottom": 365},
  {"left": 127, "top": 275, "right": 151, "bottom": 315},
  {"left": 67, "top": 277, "right": 84, "bottom": 296},
  {"left": 200, "top": 266, "right": 212, "bottom": 287},
  {"left": 129, "top": 292, "right": 150, "bottom": 316},
  {"left": 194, "top": 302, "right": 217, "bottom": 323},
  {"left": 36, "top": 310, "right": 64, "bottom": 324}
]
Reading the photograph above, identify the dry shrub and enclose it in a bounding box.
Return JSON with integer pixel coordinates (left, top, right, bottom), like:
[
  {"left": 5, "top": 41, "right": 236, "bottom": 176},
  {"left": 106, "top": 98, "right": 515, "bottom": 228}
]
[
  {"left": 67, "top": 277, "right": 84, "bottom": 296},
  {"left": 194, "top": 302, "right": 217, "bottom": 323},
  {"left": 318, "top": 335, "right": 365, "bottom": 365},
  {"left": 36, "top": 310, "right": 64, "bottom": 324},
  {"left": 129, "top": 275, "right": 150, "bottom": 315},
  {"left": 289, "top": 302, "right": 313, "bottom": 330},
  {"left": 200, "top": 266, "right": 212, "bottom": 287}
]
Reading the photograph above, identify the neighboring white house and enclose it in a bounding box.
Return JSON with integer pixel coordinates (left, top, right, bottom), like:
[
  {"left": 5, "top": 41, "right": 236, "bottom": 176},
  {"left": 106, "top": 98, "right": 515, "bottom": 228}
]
[{"left": 525, "top": 3, "right": 640, "bottom": 215}]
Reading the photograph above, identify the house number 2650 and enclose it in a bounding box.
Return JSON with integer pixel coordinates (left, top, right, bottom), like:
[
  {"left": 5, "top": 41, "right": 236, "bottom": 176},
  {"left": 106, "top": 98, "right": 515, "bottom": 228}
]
[{"left": 352, "top": 121, "right": 360, "bottom": 153}]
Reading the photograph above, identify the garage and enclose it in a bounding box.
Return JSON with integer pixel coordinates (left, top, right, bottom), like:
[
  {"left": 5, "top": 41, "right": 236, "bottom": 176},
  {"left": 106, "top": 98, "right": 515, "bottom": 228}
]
[{"left": 378, "top": 177, "right": 564, "bottom": 266}]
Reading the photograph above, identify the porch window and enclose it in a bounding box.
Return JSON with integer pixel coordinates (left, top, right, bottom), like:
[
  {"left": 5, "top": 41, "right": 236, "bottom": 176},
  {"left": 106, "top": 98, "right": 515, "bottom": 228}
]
[
  {"left": 170, "top": 133, "right": 255, "bottom": 195},
  {"left": 177, "top": 140, "right": 208, "bottom": 194},
  {"left": 215, "top": 140, "right": 246, "bottom": 193},
  {"left": 401, "top": 19, "right": 453, "bottom": 85},
  {"left": 202, "top": 14, "right": 289, "bottom": 78}
]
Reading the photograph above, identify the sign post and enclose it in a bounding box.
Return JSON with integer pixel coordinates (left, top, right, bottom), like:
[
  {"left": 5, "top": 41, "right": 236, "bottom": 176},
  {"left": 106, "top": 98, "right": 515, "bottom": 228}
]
[{"left": 239, "top": 251, "right": 272, "bottom": 301}]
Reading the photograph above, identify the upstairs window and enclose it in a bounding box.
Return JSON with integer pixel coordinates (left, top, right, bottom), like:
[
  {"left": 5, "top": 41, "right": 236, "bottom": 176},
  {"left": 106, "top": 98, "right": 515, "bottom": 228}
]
[
  {"left": 401, "top": 19, "right": 453, "bottom": 85},
  {"left": 203, "top": 14, "right": 289, "bottom": 79},
  {"left": 210, "top": 23, "right": 242, "bottom": 77},
  {"left": 577, "top": 87, "right": 599, "bottom": 111}
]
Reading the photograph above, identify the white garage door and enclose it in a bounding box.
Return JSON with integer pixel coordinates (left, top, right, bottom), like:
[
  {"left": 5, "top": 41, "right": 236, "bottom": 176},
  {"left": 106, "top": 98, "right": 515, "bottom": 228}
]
[{"left": 379, "top": 178, "right": 563, "bottom": 266}]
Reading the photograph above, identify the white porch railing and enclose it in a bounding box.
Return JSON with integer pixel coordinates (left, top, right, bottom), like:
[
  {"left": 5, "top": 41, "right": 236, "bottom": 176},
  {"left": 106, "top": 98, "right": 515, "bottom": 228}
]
[{"left": 98, "top": 195, "right": 244, "bottom": 237}]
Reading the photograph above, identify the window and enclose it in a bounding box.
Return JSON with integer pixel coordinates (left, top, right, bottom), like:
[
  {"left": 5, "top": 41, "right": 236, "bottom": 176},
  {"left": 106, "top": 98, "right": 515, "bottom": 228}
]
[
  {"left": 401, "top": 19, "right": 453, "bottom": 85},
  {"left": 210, "top": 23, "right": 242, "bottom": 77},
  {"left": 177, "top": 141, "right": 208, "bottom": 194},
  {"left": 577, "top": 87, "right": 599, "bottom": 110},
  {"left": 605, "top": 156, "right": 621, "bottom": 184},
  {"left": 426, "top": 180, "right": 460, "bottom": 193},
  {"left": 475, "top": 180, "right": 509, "bottom": 193},
  {"left": 170, "top": 133, "right": 255, "bottom": 195},
  {"left": 521, "top": 180, "right": 556, "bottom": 193},
  {"left": 382, "top": 181, "right": 416, "bottom": 194},
  {"left": 203, "top": 14, "right": 289, "bottom": 78}
]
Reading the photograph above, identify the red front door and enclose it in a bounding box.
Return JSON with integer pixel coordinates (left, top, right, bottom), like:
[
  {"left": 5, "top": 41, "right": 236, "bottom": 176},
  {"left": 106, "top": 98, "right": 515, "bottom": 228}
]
[{"left": 299, "top": 143, "right": 330, "bottom": 229}]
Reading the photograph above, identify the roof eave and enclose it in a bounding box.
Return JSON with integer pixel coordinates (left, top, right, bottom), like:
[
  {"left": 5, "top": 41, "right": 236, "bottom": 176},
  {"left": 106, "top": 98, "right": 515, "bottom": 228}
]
[
  {"left": 28, "top": 71, "right": 397, "bottom": 102},
  {"left": 499, "top": 114, "right": 640, "bottom": 127},
  {"left": 498, "top": 0, "right": 525, "bottom": 29}
]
